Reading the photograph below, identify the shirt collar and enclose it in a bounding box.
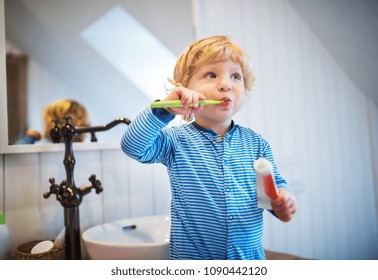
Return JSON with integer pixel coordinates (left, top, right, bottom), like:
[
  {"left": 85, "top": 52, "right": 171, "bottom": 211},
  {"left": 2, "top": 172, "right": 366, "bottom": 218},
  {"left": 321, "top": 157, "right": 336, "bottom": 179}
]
[{"left": 191, "top": 120, "right": 236, "bottom": 137}]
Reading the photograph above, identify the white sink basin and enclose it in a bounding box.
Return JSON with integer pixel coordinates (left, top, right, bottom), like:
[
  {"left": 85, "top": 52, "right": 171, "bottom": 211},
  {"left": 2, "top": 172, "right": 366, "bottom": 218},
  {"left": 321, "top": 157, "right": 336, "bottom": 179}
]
[{"left": 82, "top": 215, "right": 170, "bottom": 260}]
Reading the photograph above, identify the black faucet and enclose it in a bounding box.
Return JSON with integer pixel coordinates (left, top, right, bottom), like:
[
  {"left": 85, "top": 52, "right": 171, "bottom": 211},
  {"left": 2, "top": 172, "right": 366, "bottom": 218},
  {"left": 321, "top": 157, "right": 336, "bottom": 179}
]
[{"left": 43, "top": 116, "right": 131, "bottom": 260}]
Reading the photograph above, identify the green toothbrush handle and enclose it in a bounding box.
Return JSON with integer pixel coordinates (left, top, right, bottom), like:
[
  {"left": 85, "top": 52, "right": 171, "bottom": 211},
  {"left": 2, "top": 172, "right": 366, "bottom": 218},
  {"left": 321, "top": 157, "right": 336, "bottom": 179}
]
[{"left": 150, "top": 100, "right": 223, "bottom": 108}]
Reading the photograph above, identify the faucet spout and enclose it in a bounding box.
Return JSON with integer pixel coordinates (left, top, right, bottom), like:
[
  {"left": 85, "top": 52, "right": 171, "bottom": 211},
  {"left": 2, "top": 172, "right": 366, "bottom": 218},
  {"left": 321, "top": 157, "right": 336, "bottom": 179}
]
[{"left": 76, "top": 117, "right": 131, "bottom": 142}]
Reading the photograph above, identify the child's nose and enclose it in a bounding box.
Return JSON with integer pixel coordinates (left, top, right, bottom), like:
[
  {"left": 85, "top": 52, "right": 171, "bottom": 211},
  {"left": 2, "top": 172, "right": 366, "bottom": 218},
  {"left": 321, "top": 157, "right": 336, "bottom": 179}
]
[{"left": 218, "top": 77, "right": 232, "bottom": 91}]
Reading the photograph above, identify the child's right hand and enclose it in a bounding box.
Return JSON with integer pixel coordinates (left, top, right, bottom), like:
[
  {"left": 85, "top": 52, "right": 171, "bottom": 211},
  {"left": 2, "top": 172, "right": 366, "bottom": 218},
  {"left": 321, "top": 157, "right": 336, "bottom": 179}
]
[{"left": 164, "top": 86, "right": 206, "bottom": 116}]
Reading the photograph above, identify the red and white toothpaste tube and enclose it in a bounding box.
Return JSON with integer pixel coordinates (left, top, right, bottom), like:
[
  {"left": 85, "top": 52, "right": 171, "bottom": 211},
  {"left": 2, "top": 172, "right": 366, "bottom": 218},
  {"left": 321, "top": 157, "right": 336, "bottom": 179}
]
[{"left": 254, "top": 158, "right": 278, "bottom": 209}]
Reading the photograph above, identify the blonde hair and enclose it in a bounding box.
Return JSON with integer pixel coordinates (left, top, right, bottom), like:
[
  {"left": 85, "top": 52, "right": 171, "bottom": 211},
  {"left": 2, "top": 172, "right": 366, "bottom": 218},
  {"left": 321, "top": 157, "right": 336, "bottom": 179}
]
[
  {"left": 170, "top": 35, "right": 255, "bottom": 91},
  {"left": 43, "top": 99, "right": 89, "bottom": 142}
]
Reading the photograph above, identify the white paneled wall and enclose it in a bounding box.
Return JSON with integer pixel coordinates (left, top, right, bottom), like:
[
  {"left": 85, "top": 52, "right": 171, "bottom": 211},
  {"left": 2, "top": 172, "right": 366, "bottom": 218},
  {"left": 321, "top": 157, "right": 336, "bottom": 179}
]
[
  {"left": 1, "top": 0, "right": 377, "bottom": 260},
  {"left": 193, "top": 0, "right": 378, "bottom": 259},
  {"left": 368, "top": 101, "right": 378, "bottom": 229},
  {"left": 101, "top": 149, "right": 170, "bottom": 219},
  {"left": 3, "top": 148, "right": 171, "bottom": 259}
]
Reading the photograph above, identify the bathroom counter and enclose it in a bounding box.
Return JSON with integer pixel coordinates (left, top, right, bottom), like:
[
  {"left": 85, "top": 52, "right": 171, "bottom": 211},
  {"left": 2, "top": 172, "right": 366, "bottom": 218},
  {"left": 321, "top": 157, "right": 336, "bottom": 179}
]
[{"left": 265, "top": 250, "right": 308, "bottom": 260}]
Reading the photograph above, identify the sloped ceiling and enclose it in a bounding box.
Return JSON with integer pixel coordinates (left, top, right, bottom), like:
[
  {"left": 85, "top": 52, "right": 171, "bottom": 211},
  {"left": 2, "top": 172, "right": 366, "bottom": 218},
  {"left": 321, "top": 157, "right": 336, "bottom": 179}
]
[
  {"left": 288, "top": 0, "right": 378, "bottom": 106},
  {"left": 5, "top": 0, "right": 193, "bottom": 102},
  {"left": 6, "top": 0, "right": 378, "bottom": 106}
]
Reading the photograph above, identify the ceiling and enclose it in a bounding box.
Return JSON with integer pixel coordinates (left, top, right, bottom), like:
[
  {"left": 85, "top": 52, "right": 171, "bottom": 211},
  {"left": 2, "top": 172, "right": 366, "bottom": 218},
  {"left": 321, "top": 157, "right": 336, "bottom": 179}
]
[
  {"left": 5, "top": 0, "right": 193, "bottom": 107},
  {"left": 5, "top": 0, "right": 378, "bottom": 106},
  {"left": 288, "top": 0, "right": 378, "bottom": 106}
]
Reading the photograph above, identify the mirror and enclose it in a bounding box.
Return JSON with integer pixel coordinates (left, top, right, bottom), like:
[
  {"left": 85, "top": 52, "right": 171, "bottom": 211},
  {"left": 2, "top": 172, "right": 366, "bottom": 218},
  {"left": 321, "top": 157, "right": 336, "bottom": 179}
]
[{"left": 1, "top": 0, "right": 194, "bottom": 152}]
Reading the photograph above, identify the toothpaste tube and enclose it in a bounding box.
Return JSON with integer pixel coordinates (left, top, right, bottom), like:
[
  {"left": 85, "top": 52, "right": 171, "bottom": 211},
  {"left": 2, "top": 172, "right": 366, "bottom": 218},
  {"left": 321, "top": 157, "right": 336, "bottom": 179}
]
[{"left": 254, "top": 158, "right": 279, "bottom": 209}]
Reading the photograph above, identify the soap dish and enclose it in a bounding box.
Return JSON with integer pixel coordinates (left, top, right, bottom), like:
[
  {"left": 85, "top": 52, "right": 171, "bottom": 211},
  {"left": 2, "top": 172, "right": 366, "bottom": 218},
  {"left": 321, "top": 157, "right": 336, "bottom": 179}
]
[{"left": 15, "top": 240, "right": 65, "bottom": 260}]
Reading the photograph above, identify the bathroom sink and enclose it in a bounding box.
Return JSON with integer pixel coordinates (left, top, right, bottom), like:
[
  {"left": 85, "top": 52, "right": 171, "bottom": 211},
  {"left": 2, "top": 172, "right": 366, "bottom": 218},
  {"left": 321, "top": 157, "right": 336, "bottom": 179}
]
[{"left": 82, "top": 215, "right": 170, "bottom": 260}]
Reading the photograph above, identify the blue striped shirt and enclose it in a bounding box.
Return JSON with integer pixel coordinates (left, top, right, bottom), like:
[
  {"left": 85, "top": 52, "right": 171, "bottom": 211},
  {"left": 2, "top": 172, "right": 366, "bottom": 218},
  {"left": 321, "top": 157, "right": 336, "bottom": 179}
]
[{"left": 121, "top": 107, "right": 287, "bottom": 260}]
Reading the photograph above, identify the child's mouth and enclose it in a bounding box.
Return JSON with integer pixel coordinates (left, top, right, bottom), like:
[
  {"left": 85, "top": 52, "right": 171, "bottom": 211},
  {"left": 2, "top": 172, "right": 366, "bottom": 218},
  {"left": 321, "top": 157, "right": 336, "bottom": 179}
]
[{"left": 219, "top": 98, "right": 231, "bottom": 106}]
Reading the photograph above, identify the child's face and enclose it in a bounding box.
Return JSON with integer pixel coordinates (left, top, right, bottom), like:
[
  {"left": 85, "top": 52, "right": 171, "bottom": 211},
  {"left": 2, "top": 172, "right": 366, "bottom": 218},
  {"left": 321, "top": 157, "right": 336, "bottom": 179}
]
[{"left": 187, "top": 59, "right": 246, "bottom": 124}]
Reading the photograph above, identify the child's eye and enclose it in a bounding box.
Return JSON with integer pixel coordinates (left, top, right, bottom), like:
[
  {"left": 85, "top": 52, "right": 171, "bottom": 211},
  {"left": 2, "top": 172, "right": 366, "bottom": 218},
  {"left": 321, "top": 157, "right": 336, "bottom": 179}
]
[
  {"left": 205, "top": 72, "right": 217, "bottom": 79},
  {"left": 231, "top": 73, "right": 242, "bottom": 80}
]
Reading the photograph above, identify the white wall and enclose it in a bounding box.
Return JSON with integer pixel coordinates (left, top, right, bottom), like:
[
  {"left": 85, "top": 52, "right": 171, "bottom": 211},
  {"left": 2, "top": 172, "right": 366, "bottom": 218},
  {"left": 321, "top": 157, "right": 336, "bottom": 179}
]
[
  {"left": 193, "top": 0, "right": 378, "bottom": 259},
  {"left": 1, "top": 0, "right": 377, "bottom": 260}
]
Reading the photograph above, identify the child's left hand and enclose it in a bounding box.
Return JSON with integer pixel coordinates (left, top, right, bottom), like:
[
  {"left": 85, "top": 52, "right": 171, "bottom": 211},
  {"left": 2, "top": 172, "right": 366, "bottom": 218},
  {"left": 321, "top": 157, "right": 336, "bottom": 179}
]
[{"left": 270, "top": 189, "right": 297, "bottom": 222}]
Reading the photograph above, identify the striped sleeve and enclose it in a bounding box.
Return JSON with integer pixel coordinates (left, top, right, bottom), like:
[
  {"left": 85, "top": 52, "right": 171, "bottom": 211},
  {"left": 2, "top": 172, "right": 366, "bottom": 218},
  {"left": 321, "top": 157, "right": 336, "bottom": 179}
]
[
  {"left": 258, "top": 137, "right": 288, "bottom": 190},
  {"left": 120, "top": 107, "right": 175, "bottom": 165}
]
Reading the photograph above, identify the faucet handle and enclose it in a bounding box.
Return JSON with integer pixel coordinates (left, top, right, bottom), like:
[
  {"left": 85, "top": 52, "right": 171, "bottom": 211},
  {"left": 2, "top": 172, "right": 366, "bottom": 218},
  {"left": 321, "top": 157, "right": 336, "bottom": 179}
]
[
  {"left": 80, "top": 174, "right": 103, "bottom": 196},
  {"left": 44, "top": 177, "right": 66, "bottom": 201},
  {"left": 88, "top": 174, "right": 103, "bottom": 194}
]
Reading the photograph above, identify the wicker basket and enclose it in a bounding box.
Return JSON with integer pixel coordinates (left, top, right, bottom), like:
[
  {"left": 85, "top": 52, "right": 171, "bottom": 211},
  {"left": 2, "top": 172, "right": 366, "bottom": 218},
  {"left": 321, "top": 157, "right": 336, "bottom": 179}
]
[{"left": 15, "top": 240, "right": 65, "bottom": 260}]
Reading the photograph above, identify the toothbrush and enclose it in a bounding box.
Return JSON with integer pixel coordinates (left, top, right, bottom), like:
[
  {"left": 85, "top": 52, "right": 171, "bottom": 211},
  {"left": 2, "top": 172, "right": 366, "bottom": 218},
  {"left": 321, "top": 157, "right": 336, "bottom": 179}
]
[
  {"left": 254, "top": 158, "right": 279, "bottom": 200},
  {"left": 150, "top": 100, "right": 223, "bottom": 108}
]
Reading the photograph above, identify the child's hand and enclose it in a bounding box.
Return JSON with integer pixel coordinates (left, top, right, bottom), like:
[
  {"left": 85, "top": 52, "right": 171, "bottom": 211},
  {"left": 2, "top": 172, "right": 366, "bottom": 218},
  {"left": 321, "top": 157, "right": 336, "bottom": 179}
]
[
  {"left": 270, "top": 189, "right": 297, "bottom": 222},
  {"left": 164, "top": 86, "right": 206, "bottom": 115}
]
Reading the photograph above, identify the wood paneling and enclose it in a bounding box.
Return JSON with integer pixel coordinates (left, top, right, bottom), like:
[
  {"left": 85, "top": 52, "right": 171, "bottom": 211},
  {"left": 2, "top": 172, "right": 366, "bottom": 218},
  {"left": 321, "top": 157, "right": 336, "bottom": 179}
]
[{"left": 193, "top": 0, "right": 378, "bottom": 259}]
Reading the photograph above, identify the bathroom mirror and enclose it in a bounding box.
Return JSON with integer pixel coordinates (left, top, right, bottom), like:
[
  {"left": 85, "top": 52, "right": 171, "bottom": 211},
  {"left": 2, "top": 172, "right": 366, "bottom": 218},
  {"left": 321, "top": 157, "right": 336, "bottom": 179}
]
[{"left": 0, "top": 0, "right": 194, "bottom": 153}]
